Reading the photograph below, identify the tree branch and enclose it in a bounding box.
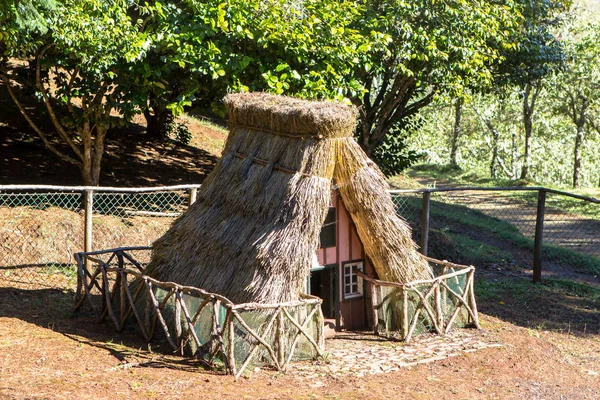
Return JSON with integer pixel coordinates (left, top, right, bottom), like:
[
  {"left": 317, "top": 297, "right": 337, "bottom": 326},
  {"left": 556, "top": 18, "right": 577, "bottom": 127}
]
[
  {"left": 36, "top": 43, "right": 83, "bottom": 159},
  {"left": 65, "top": 67, "right": 80, "bottom": 117},
  {"left": 2, "top": 67, "right": 81, "bottom": 166}
]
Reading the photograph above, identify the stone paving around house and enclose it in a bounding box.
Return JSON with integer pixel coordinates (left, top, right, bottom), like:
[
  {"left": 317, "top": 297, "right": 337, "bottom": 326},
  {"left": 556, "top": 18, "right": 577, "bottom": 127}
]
[{"left": 288, "top": 329, "right": 502, "bottom": 382}]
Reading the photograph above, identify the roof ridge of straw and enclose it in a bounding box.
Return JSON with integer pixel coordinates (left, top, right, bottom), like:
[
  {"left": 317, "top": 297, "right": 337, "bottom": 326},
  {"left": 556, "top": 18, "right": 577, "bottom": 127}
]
[{"left": 225, "top": 92, "right": 358, "bottom": 140}]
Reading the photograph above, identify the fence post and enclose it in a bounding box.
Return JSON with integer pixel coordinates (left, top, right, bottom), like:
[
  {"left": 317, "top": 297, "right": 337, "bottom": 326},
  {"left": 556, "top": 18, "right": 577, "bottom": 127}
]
[
  {"left": 188, "top": 188, "right": 197, "bottom": 207},
  {"left": 420, "top": 191, "right": 431, "bottom": 256},
  {"left": 533, "top": 189, "right": 546, "bottom": 283},
  {"left": 84, "top": 189, "right": 94, "bottom": 272}
]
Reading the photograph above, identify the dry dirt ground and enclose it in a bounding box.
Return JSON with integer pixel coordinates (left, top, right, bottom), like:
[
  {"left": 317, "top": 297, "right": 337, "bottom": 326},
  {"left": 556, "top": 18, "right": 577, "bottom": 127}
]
[{"left": 1, "top": 277, "right": 599, "bottom": 400}]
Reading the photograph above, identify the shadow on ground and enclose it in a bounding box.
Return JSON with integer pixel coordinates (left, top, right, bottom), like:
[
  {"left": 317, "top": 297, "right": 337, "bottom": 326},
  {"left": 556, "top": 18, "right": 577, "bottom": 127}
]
[
  {"left": 475, "top": 275, "right": 600, "bottom": 335},
  {"left": 0, "top": 78, "right": 218, "bottom": 187},
  {"left": 0, "top": 287, "right": 220, "bottom": 373}
]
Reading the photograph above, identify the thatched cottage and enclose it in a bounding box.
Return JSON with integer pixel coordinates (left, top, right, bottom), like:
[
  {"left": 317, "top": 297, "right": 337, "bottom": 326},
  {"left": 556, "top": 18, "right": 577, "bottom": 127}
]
[{"left": 145, "top": 93, "right": 431, "bottom": 324}]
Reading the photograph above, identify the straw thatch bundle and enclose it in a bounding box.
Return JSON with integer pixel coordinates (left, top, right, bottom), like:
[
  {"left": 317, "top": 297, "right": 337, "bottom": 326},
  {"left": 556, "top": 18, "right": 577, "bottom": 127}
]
[
  {"left": 145, "top": 93, "right": 431, "bottom": 304},
  {"left": 333, "top": 138, "right": 431, "bottom": 283}
]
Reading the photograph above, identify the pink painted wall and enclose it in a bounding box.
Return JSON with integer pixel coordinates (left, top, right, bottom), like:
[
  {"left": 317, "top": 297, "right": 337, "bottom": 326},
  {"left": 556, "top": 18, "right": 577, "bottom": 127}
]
[{"left": 316, "top": 191, "right": 377, "bottom": 330}]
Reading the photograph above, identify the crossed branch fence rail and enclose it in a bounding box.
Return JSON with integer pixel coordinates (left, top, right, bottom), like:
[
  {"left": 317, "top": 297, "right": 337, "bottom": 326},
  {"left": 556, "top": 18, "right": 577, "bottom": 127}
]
[
  {"left": 74, "top": 247, "right": 324, "bottom": 379},
  {"left": 361, "top": 257, "right": 479, "bottom": 343}
]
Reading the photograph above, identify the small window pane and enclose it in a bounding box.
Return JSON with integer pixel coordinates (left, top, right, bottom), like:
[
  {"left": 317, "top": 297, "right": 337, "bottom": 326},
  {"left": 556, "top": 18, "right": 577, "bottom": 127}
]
[
  {"left": 319, "top": 208, "right": 336, "bottom": 248},
  {"left": 342, "top": 261, "right": 364, "bottom": 299}
]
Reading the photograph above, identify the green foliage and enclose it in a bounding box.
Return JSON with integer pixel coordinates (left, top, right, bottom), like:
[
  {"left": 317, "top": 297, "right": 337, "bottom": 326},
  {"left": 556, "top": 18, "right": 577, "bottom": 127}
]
[
  {"left": 166, "top": 121, "right": 192, "bottom": 145},
  {"left": 372, "top": 126, "right": 421, "bottom": 177},
  {"left": 493, "top": 0, "right": 570, "bottom": 88},
  {"left": 48, "top": 0, "right": 146, "bottom": 115},
  {"left": 4, "top": 0, "right": 593, "bottom": 188},
  {"left": 348, "top": 0, "right": 522, "bottom": 164},
  {"left": 0, "top": 0, "right": 56, "bottom": 56},
  {"left": 406, "top": 89, "right": 600, "bottom": 188},
  {"left": 403, "top": 3, "right": 600, "bottom": 189},
  {"left": 2, "top": 0, "right": 152, "bottom": 184},
  {"left": 134, "top": 0, "right": 367, "bottom": 119}
]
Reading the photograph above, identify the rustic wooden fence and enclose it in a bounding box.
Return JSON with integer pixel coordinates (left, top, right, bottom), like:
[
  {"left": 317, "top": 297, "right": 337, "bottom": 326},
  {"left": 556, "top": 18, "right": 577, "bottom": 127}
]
[
  {"left": 361, "top": 257, "right": 480, "bottom": 343},
  {"left": 74, "top": 247, "right": 324, "bottom": 379}
]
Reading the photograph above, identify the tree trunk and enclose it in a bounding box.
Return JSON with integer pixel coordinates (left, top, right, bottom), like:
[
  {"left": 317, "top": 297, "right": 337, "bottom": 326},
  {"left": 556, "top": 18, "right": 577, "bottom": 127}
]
[
  {"left": 569, "top": 95, "right": 589, "bottom": 189},
  {"left": 449, "top": 98, "right": 463, "bottom": 167},
  {"left": 490, "top": 125, "right": 499, "bottom": 178},
  {"left": 80, "top": 147, "right": 103, "bottom": 186},
  {"left": 520, "top": 83, "right": 541, "bottom": 180},
  {"left": 79, "top": 122, "right": 105, "bottom": 186},
  {"left": 144, "top": 95, "right": 173, "bottom": 140},
  {"left": 144, "top": 107, "right": 170, "bottom": 140},
  {"left": 511, "top": 128, "right": 518, "bottom": 178},
  {"left": 91, "top": 126, "right": 106, "bottom": 186},
  {"left": 355, "top": 73, "right": 435, "bottom": 157},
  {"left": 572, "top": 121, "right": 585, "bottom": 189},
  {"left": 81, "top": 152, "right": 94, "bottom": 186}
]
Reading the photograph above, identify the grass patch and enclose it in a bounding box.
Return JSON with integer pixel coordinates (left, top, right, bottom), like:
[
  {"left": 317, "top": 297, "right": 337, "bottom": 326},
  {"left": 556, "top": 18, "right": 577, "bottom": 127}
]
[
  {"left": 476, "top": 276, "right": 600, "bottom": 303},
  {"left": 542, "top": 244, "right": 600, "bottom": 276},
  {"left": 405, "top": 163, "right": 600, "bottom": 215},
  {"left": 178, "top": 113, "right": 228, "bottom": 134},
  {"left": 177, "top": 113, "right": 228, "bottom": 156},
  {"left": 507, "top": 190, "right": 600, "bottom": 220},
  {"left": 393, "top": 195, "right": 600, "bottom": 275},
  {"left": 430, "top": 200, "right": 600, "bottom": 274},
  {"left": 446, "top": 233, "right": 513, "bottom": 265},
  {"left": 406, "top": 163, "right": 533, "bottom": 188}
]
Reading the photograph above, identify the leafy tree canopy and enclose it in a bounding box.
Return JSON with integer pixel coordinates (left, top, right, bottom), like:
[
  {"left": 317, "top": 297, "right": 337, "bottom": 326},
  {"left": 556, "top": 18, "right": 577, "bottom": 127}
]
[
  {"left": 0, "top": 0, "right": 56, "bottom": 55},
  {"left": 349, "top": 0, "right": 522, "bottom": 175},
  {"left": 493, "top": 0, "right": 571, "bottom": 89}
]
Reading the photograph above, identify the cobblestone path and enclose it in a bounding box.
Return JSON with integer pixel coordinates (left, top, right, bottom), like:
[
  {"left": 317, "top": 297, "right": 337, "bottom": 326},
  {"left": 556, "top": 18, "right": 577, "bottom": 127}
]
[{"left": 289, "top": 329, "right": 501, "bottom": 382}]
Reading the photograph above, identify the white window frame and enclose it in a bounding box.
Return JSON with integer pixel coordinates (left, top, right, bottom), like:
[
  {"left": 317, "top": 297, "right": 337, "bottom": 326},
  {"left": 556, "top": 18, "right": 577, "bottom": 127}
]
[{"left": 342, "top": 260, "right": 364, "bottom": 300}]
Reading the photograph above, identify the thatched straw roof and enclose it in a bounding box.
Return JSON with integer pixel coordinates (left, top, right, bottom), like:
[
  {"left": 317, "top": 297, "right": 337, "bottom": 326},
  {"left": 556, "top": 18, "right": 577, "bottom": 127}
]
[
  {"left": 333, "top": 139, "right": 429, "bottom": 283},
  {"left": 145, "top": 93, "right": 430, "bottom": 304}
]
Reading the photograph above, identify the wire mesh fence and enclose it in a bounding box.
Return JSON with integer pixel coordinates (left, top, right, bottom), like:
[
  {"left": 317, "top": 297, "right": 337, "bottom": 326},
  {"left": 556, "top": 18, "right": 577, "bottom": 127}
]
[
  {"left": 90, "top": 189, "right": 191, "bottom": 261},
  {"left": 391, "top": 188, "right": 600, "bottom": 281},
  {"left": 390, "top": 192, "right": 423, "bottom": 244},
  {"left": 0, "top": 185, "right": 199, "bottom": 290},
  {"left": 1, "top": 185, "right": 598, "bottom": 291},
  {"left": 0, "top": 189, "right": 84, "bottom": 290},
  {"left": 543, "top": 191, "right": 600, "bottom": 260}
]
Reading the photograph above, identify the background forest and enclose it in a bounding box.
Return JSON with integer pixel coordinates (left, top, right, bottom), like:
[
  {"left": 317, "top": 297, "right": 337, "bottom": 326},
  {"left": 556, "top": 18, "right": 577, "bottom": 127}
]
[
  {"left": 1, "top": 0, "right": 599, "bottom": 189},
  {"left": 406, "top": 1, "right": 600, "bottom": 189}
]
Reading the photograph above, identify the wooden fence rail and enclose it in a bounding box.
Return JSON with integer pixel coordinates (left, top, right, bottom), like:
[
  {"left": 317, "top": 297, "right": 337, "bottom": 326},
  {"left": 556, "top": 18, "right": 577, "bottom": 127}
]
[
  {"left": 359, "top": 257, "right": 480, "bottom": 343},
  {"left": 74, "top": 247, "right": 324, "bottom": 379}
]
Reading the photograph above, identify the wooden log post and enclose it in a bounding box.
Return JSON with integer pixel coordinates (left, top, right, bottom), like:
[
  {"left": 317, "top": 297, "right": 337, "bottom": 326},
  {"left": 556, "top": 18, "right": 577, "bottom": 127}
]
[
  {"left": 371, "top": 283, "right": 378, "bottom": 335},
  {"left": 420, "top": 191, "right": 431, "bottom": 256},
  {"left": 315, "top": 303, "right": 325, "bottom": 350},
  {"left": 83, "top": 189, "right": 94, "bottom": 276},
  {"left": 227, "top": 311, "right": 236, "bottom": 376},
  {"left": 435, "top": 284, "right": 443, "bottom": 333},
  {"left": 188, "top": 188, "right": 197, "bottom": 207},
  {"left": 533, "top": 189, "right": 546, "bottom": 283},
  {"left": 276, "top": 310, "right": 285, "bottom": 369},
  {"left": 402, "top": 287, "right": 409, "bottom": 340},
  {"left": 440, "top": 266, "right": 447, "bottom": 315}
]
